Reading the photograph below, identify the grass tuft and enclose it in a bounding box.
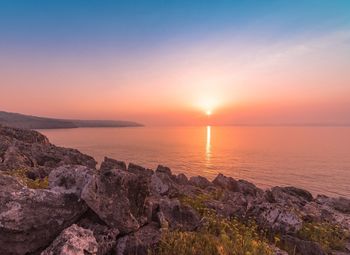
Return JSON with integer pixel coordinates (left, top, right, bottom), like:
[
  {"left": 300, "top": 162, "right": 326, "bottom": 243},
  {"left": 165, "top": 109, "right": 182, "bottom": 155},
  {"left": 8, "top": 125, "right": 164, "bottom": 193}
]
[
  {"left": 298, "top": 221, "right": 350, "bottom": 252},
  {"left": 7, "top": 169, "right": 49, "bottom": 189}
]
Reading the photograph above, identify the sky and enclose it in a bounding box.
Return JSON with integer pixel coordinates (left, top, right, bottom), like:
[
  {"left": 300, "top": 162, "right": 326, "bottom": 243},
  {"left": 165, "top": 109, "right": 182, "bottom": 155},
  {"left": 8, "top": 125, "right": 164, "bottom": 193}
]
[{"left": 1, "top": 0, "right": 350, "bottom": 125}]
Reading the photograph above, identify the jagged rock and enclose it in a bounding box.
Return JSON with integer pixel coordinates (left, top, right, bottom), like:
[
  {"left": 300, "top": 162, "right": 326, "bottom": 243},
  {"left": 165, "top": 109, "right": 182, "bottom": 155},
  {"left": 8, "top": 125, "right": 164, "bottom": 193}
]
[
  {"left": 189, "top": 176, "right": 212, "bottom": 189},
  {"left": 316, "top": 195, "right": 350, "bottom": 214},
  {"left": 100, "top": 157, "right": 127, "bottom": 172},
  {"left": 41, "top": 224, "right": 98, "bottom": 255},
  {"left": 212, "top": 173, "right": 239, "bottom": 192},
  {"left": 271, "top": 187, "right": 313, "bottom": 207},
  {"left": 206, "top": 190, "right": 248, "bottom": 217},
  {"left": 0, "top": 125, "right": 49, "bottom": 144},
  {"left": 0, "top": 125, "right": 97, "bottom": 174},
  {"left": 280, "top": 235, "right": 326, "bottom": 255},
  {"left": 158, "top": 198, "right": 201, "bottom": 231},
  {"left": 150, "top": 171, "right": 180, "bottom": 197},
  {"left": 281, "top": 187, "right": 313, "bottom": 202},
  {"left": 156, "top": 165, "right": 172, "bottom": 176},
  {"left": 128, "top": 163, "right": 153, "bottom": 177},
  {"left": 176, "top": 173, "right": 189, "bottom": 185},
  {"left": 115, "top": 223, "right": 161, "bottom": 255},
  {"left": 81, "top": 168, "right": 149, "bottom": 234},
  {"left": 78, "top": 211, "right": 120, "bottom": 255},
  {"left": 151, "top": 173, "right": 170, "bottom": 196},
  {"left": 250, "top": 203, "right": 303, "bottom": 234},
  {"left": 237, "top": 179, "right": 262, "bottom": 196},
  {"left": 49, "top": 165, "right": 95, "bottom": 196},
  {"left": 0, "top": 173, "right": 87, "bottom": 255}
]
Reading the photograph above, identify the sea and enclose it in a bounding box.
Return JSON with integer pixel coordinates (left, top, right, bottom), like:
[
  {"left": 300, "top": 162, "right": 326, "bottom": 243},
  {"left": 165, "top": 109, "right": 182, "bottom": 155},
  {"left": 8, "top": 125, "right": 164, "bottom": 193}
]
[{"left": 40, "top": 126, "right": 350, "bottom": 197}]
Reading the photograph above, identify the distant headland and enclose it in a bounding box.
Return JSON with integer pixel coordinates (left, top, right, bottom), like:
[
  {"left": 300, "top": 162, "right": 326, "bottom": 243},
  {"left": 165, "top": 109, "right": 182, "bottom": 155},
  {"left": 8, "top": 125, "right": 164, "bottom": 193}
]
[{"left": 0, "top": 111, "right": 143, "bottom": 129}]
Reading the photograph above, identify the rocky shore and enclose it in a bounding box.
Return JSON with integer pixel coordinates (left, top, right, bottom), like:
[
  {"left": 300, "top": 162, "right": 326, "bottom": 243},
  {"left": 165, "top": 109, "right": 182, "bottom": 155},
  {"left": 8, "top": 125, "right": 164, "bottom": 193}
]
[{"left": 0, "top": 125, "right": 349, "bottom": 255}]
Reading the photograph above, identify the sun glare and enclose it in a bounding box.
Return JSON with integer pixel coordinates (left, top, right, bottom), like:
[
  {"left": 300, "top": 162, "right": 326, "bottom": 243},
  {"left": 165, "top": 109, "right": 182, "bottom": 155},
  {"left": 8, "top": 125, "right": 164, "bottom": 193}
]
[{"left": 206, "top": 110, "right": 212, "bottom": 116}]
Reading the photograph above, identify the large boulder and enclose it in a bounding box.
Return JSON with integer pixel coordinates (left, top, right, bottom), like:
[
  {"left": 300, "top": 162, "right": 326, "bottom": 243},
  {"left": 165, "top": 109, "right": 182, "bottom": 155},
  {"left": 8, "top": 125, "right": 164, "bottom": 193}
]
[
  {"left": 269, "top": 187, "right": 313, "bottom": 207},
  {"left": 115, "top": 223, "right": 161, "bottom": 255},
  {"left": 0, "top": 125, "right": 49, "bottom": 144},
  {"left": 78, "top": 211, "right": 120, "bottom": 255},
  {"left": 150, "top": 168, "right": 180, "bottom": 197},
  {"left": 100, "top": 157, "right": 127, "bottom": 172},
  {"left": 49, "top": 165, "right": 95, "bottom": 196},
  {"left": 176, "top": 173, "right": 189, "bottom": 185},
  {"left": 157, "top": 198, "right": 201, "bottom": 231},
  {"left": 212, "top": 173, "right": 239, "bottom": 192},
  {"left": 237, "top": 179, "right": 262, "bottom": 196},
  {"left": 206, "top": 190, "right": 248, "bottom": 218},
  {"left": 128, "top": 163, "right": 153, "bottom": 177},
  {"left": 41, "top": 224, "right": 98, "bottom": 255},
  {"left": 280, "top": 235, "right": 326, "bottom": 255},
  {"left": 189, "top": 176, "right": 212, "bottom": 189},
  {"left": 0, "top": 173, "right": 87, "bottom": 255},
  {"left": 316, "top": 195, "right": 350, "bottom": 214},
  {"left": 81, "top": 168, "right": 150, "bottom": 234},
  {"left": 0, "top": 125, "right": 97, "bottom": 175},
  {"left": 249, "top": 202, "right": 303, "bottom": 234}
]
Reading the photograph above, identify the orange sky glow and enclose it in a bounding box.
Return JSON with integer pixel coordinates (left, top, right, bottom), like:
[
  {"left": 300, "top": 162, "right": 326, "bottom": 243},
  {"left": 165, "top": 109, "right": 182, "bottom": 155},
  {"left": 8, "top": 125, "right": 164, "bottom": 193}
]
[{"left": 1, "top": 1, "right": 350, "bottom": 126}]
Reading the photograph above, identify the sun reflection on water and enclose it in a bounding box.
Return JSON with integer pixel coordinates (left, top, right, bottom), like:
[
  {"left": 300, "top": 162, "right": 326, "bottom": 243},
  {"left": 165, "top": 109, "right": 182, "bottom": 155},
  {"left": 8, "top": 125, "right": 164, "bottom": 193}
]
[{"left": 206, "top": 125, "right": 211, "bottom": 163}]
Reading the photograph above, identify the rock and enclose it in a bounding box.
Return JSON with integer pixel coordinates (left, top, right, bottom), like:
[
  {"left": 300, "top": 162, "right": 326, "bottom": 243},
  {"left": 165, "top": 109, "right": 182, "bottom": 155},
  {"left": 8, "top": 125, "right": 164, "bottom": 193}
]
[
  {"left": 115, "top": 223, "right": 161, "bottom": 255},
  {"left": 0, "top": 173, "right": 87, "bottom": 255},
  {"left": 81, "top": 169, "right": 150, "bottom": 234},
  {"left": 237, "top": 179, "right": 262, "bottom": 196},
  {"left": 2, "top": 144, "right": 35, "bottom": 170},
  {"left": 268, "top": 187, "right": 311, "bottom": 210},
  {"left": 156, "top": 211, "right": 169, "bottom": 229},
  {"left": 156, "top": 165, "right": 172, "bottom": 176},
  {"left": 212, "top": 173, "right": 239, "bottom": 192},
  {"left": 41, "top": 224, "right": 98, "bottom": 255},
  {"left": 271, "top": 186, "right": 313, "bottom": 206},
  {"left": 271, "top": 245, "right": 289, "bottom": 255},
  {"left": 151, "top": 173, "right": 170, "bottom": 196},
  {"left": 49, "top": 165, "right": 95, "bottom": 197},
  {"left": 78, "top": 211, "right": 120, "bottom": 255},
  {"left": 100, "top": 157, "right": 127, "bottom": 172},
  {"left": 250, "top": 203, "right": 303, "bottom": 234},
  {"left": 176, "top": 173, "right": 189, "bottom": 185},
  {"left": 281, "top": 187, "right": 313, "bottom": 202},
  {"left": 150, "top": 170, "right": 181, "bottom": 197},
  {"left": 280, "top": 235, "right": 326, "bottom": 255},
  {"left": 158, "top": 198, "right": 201, "bottom": 231},
  {"left": 128, "top": 163, "right": 153, "bottom": 177},
  {"left": 189, "top": 176, "right": 212, "bottom": 189},
  {"left": 0, "top": 125, "right": 49, "bottom": 144},
  {"left": 206, "top": 190, "right": 248, "bottom": 217},
  {"left": 329, "top": 197, "right": 350, "bottom": 214},
  {"left": 0, "top": 125, "right": 97, "bottom": 174},
  {"left": 0, "top": 172, "right": 23, "bottom": 190}
]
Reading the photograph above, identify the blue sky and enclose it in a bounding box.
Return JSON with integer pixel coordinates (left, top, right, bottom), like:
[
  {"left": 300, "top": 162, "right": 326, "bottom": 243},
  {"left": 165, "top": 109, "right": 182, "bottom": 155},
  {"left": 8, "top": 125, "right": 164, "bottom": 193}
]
[{"left": 1, "top": 0, "right": 349, "bottom": 55}]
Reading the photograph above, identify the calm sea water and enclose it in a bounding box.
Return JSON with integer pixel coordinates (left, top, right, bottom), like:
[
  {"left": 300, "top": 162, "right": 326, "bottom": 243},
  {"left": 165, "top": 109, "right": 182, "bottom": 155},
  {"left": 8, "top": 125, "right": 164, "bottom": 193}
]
[{"left": 40, "top": 126, "right": 350, "bottom": 197}]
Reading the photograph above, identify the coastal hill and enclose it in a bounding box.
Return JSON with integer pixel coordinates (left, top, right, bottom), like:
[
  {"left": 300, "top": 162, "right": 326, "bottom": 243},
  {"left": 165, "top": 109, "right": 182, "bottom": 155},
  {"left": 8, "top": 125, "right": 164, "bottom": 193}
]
[
  {"left": 0, "top": 125, "right": 349, "bottom": 255},
  {"left": 0, "top": 111, "right": 143, "bottom": 129}
]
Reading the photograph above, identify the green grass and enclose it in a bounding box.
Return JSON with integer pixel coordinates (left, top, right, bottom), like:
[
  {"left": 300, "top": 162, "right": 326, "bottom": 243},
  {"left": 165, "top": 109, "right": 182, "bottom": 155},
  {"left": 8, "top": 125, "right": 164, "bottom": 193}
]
[
  {"left": 297, "top": 222, "right": 350, "bottom": 252},
  {"left": 150, "top": 194, "right": 273, "bottom": 255},
  {"left": 6, "top": 169, "right": 49, "bottom": 189}
]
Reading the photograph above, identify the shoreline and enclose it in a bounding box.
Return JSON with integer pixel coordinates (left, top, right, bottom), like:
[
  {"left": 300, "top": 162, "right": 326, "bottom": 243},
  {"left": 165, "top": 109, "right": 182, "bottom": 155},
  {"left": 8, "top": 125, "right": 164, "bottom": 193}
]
[{"left": 0, "top": 125, "right": 349, "bottom": 255}]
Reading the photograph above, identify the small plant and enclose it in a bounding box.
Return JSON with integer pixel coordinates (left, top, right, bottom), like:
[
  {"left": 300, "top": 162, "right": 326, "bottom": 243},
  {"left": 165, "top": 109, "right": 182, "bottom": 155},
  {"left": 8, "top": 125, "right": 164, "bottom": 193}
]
[
  {"left": 7, "top": 169, "right": 49, "bottom": 189},
  {"left": 298, "top": 222, "right": 350, "bottom": 252},
  {"left": 151, "top": 194, "right": 273, "bottom": 255}
]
